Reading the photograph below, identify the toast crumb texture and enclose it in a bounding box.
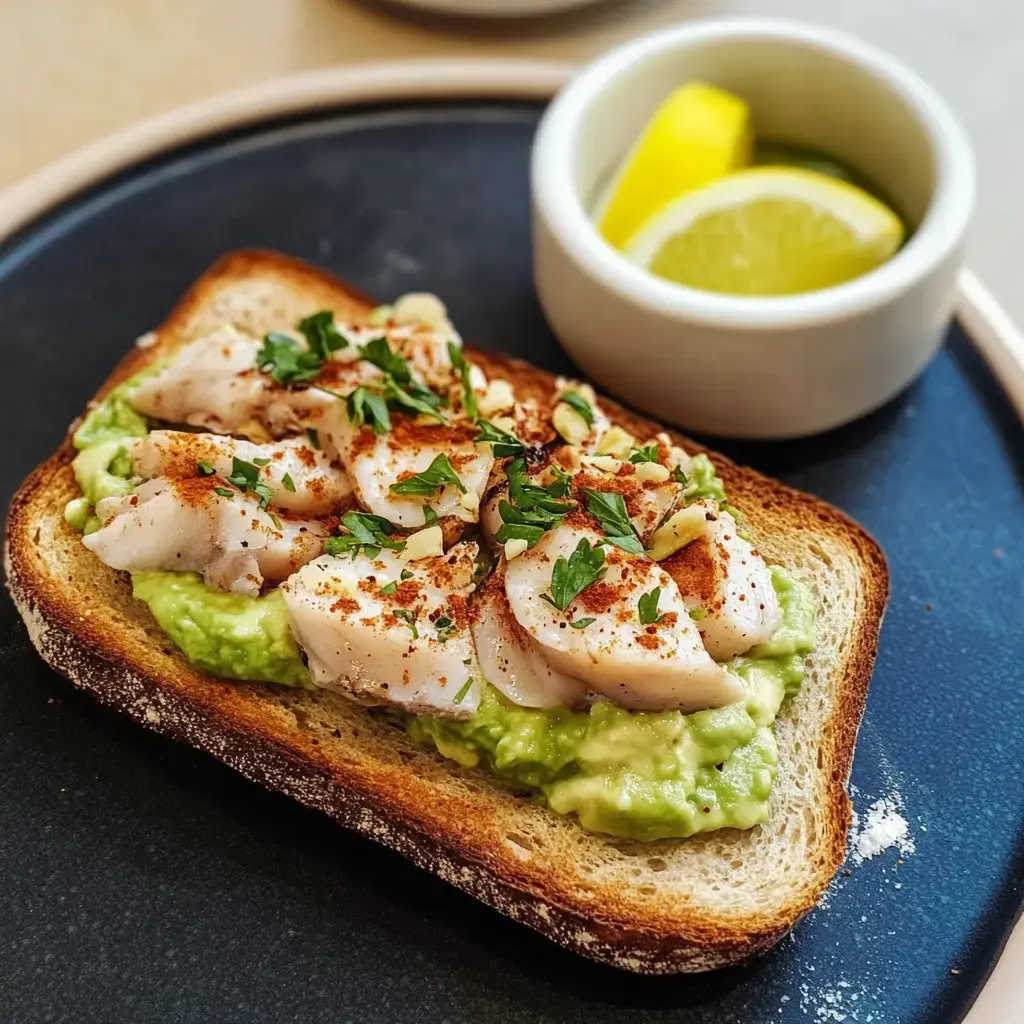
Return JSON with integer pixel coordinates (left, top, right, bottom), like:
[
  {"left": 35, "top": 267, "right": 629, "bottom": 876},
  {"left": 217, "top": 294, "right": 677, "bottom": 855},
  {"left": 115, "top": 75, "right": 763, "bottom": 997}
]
[{"left": 5, "top": 251, "right": 888, "bottom": 973}]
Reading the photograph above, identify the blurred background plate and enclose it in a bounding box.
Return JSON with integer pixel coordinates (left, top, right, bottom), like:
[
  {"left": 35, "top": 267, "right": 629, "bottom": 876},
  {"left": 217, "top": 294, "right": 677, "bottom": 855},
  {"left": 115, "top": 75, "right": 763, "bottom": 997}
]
[
  {"left": 0, "top": 64, "right": 1022, "bottom": 1024},
  {"left": 382, "top": 0, "right": 616, "bottom": 16}
]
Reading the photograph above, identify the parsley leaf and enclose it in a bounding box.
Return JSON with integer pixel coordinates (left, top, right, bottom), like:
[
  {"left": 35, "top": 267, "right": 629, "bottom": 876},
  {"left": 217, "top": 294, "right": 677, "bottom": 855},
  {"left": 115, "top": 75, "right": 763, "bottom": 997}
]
[
  {"left": 422, "top": 506, "right": 438, "bottom": 526},
  {"left": 400, "top": 569, "right": 414, "bottom": 581},
  {"left": 540, "top": 537, "right": 606, "bottom": 612},
  {"left": 453, "top": 678, "right": 474, "bottom": 705},
  {"left": 630, "top": 445, "right": 660, "bottom": 464},
  {"left": 255, "top": 332, "right": 322, "bottom": 386},
  {"left": 434, "top": 614, "right": 458, "bottom": 643},
  {"left": 324, "top": 511, "right": 405, "bottom": 559},
  {"left": 346, "top": 387, "right": 391, "bottom": 434},
  {"left": 568, "top": 617, "right": 597, "bottom": 630},
  {"left": 359, "top": 336, "right": 411, "bottom": 384},
  {"left": 394, "top": 608, "right": 419, "bottom": 640},
  {"left": 380, "top": 581, "right": 398, "bottom": 596},
  {"left": 579, "top": 488, "right": 644, "bottom": 555},
  {"left": 196, "top": 460, "right": 215, "bottom": 476},
  {"left": 672, "top": 465, "right": 688, "bottom": 485},
  {"left": 390, "top": 454, "right": 466, "bottom": 497},
  {"left": 494, "top": 458, "right": 573, "bottom": 548},
  {"left": 447, "top": 342, "right": 478, "bottom": 420},
  {"left": 475, "top": 419, "right": 526, "bottom": 458},
  {"left": 281, "top": 472, "right": 296, "bottom": 492},
  {"left": 638, "top": 587, "right": 666, "bottom": 626},
  {"left": 298, "top": 310, "right": 349, "bottom": 360},
  {"left": 252, "top": 457, "right": 271, "bottom": 467},
  {"left": 305, "top": 428, "right": 321, "bottom": 449},
  {"left": 382, "top": 376, "right": 446, "bottom": 422},
  {"left": 561, "top": 391, "right": 594, "bottom": 428},
  {"left": 225, "top": 456, "right": 275, "bottom": 513},
  {"left": 546, "top": 465, "right": 573, "bottom": 499}
]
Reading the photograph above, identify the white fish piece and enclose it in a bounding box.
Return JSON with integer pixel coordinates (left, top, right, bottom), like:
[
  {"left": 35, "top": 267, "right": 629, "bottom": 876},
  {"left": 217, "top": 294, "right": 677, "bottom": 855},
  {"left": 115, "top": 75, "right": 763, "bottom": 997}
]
[
  {"left": 662, "top": 508, "right": 782, "bottom": 660},
  {"left": 503, "top": 523, "right": 742, "bottom": 713},
  {"left": 130, "top": 430, "right": 353, "bottom": 516},
  {"left": 83, "top": 477, "right": 328, "bottom": 596},
  {"left": 130, "top": 326, "right": 270, "bottom": 433},
  {"left": 470, "top": 569, "right": 589, "bottom": 710},
  {"left": 281, "top": 541, "right": 480, "bottom": 717},
  {"left": 316, "top": 400, "right": 495, "bottom": 529}
]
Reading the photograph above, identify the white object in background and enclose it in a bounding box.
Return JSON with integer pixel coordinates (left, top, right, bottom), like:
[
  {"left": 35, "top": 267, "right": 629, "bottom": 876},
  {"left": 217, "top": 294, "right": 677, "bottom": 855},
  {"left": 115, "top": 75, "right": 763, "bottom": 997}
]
[
  {"left": 532, "top": 19, "right": 977, "bottom": 439},
  {"left": 383, "top": 0, "right": 612, "bottom": 16}
]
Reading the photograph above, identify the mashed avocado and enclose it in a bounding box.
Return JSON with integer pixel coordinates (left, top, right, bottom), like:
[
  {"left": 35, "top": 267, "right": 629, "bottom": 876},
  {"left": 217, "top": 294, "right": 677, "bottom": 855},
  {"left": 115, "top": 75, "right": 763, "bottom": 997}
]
[
  {"left": 68, "top": 369, "right": 816, "bottom": 840},
  {"left": 132, "top": 572, "right": 312, "bottom": 688},
  {"left": 65, "top": 371, "right": 157, "bottom": 532},
  {"left": 410, "top": 569, "right": 814, "bottom": 840}
]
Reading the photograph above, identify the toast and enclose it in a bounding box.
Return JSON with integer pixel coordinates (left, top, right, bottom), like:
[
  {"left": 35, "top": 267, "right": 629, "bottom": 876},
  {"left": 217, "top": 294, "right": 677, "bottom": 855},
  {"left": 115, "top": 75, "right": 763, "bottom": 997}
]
[{"left": 5, "top": 250, "right": 888, "bottom": 973}]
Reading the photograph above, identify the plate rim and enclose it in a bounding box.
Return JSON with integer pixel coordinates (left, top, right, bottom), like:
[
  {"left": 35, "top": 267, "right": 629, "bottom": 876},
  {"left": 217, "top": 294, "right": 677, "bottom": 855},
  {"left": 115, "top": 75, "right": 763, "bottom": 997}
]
[{"left": 0, "top": 56, "right": 1019, "bottom": 1024}]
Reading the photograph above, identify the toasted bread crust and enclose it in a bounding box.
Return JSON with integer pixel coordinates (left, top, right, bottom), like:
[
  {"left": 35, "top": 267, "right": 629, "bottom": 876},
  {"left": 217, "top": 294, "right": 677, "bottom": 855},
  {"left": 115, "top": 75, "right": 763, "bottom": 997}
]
[{"left": 4, "top": 251, "right": 889, "bottom": 973}]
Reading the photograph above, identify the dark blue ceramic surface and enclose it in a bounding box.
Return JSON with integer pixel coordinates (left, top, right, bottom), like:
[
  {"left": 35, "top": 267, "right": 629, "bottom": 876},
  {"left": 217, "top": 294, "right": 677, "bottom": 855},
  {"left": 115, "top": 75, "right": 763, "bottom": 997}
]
[{"left": 1, "top": 104, "right": 1021, "bottom": 1024}]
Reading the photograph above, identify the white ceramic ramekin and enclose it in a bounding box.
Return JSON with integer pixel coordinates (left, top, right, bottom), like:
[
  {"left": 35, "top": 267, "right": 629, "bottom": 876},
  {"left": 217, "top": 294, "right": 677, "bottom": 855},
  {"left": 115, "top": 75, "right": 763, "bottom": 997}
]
[{"left": 532, "top": 19, "right": 976, "bottom": 438}]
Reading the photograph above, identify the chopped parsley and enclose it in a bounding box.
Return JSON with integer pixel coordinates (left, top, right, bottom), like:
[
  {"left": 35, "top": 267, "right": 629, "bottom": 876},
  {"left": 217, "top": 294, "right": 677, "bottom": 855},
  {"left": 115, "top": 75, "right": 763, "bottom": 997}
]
[
  {"left": 453, "top": 678, "right": 474, "bottom": 705},
  {"left": 422, "top": 506, "right": 439, "bottom": 526},
  {"left": 434, "top": 614, "right": 458, "bottom": 643},
  {"left": 689, "top": 607, "right": 707, "bottom": 621},
  {"left": 579, "top": 487, "right": 644, "bottom": 555},
  {"left": 400, "top": 569, "right": 414, "bottom": 581},
  {"left": 346, "top": 387, "right": 391, "bottom": 435},
  {"left": 213, "top": 486, "right": 234, "bottom": 499},
  {"left": 196, "top": 460, "right": 215, "bottom": 476},
  {"left": 540, "top": 537, "right": 606, "bottom": 612},
  {"left": 255, "top": 332, "right": 322, "bottom": 386},
  {"left": 305, "top": 427, "right": 321, "bottom": 449},
  {"left": 568, "top": 617, "right": 597, "bottom": 630},
  {"left": 394, "top": 608, "right": 419, "bottom": 640},
  {"left": 638, "top": 586, "right": 666, "bottom": 626},
  {"left": 281, "top": 473, "right": 296, "bottom": 493},
  {"left": 494, "top": 457, "right": 573, "bottom": 548},
  {"left": 223, "top": 457, "right": 277, "bottom": 525},
  {"left": 673, "top": 465, "right": 688, "bottom": 485},
  {"left": 475, "top": 419, "right": 526, "bottom": 458},
  {"left": 560, "top": 391, "right": 594, "bottom": 428},
  {"left": 380, "top": 581, "right": 398, "bottom": 596},
  {"left": 629, "top": 445, "right": 660, "bottom": 465},
  {"left": 390, "top": 454, "right": 466, "bottom": 497},
  {"left": 297, "top": 309, "right": 349, "bottom": 360},
  {"left": 324, "top": 511, "right": 405, "bottom": 559},
  {"left": 252, "top": 456, "right": 271, "bottom": 467},
  {"left": 447, "top": 342, "right": 478, "bottom": 420},
  {"left": 359, "top": 336, "right": 411, "bottom": 382}
]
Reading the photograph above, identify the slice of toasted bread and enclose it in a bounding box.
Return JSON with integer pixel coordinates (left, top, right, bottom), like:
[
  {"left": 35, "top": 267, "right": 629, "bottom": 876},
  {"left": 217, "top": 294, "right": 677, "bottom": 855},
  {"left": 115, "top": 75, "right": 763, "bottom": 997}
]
[{"left": 5, "top": 250, "right": 888, "bottom": 973}]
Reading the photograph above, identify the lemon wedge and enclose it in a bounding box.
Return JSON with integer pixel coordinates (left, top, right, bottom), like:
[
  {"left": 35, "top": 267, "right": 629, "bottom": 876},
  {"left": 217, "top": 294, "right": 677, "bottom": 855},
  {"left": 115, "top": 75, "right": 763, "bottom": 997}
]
[
  {"left": 597, "top": 83, "right": 752, "bottom": 250},
  {"left": 625, "top": 167, "right": 905, "bottom": 296}
]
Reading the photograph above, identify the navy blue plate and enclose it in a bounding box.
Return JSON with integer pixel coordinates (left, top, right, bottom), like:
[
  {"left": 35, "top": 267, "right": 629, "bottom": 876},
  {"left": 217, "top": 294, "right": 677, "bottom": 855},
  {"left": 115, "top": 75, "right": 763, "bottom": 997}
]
[{"left": 1, "top": 103, "right": 1021, "bottom": 1024}]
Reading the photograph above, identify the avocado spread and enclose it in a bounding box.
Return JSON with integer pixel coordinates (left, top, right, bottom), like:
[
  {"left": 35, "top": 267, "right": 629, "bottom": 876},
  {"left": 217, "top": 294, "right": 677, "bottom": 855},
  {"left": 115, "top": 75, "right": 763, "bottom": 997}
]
[{"left": 69, "top": 380, "right": 816, "bottom": 840}]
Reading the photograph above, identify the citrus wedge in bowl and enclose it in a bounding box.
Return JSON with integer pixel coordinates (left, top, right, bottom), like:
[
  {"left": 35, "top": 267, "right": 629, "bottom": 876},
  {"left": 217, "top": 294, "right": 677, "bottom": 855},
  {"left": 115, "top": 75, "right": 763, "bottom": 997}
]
[
  {"left": 597, "top": 82, "right": 752, "bottom": 250},
  {"left": 625, "top": 166, "right": 905, "bottom": 296}
]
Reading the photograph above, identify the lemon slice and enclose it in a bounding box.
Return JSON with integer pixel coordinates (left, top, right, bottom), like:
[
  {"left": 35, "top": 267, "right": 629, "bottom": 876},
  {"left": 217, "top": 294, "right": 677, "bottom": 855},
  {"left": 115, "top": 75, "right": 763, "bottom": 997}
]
[
  {"left": 597, "top": 83, "right": 752, "bottom": 250},
  {"left": 625, "top": 167, "right": 905, "bottom": 296}
]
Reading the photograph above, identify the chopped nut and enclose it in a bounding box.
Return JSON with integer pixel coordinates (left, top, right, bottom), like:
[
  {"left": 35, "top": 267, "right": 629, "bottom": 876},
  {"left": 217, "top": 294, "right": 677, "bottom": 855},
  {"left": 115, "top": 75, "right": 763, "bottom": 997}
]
[
  {"left": 595, "top": 426, "right": 636, "bottom": 459},
  {"left": 504, "top": 538, "right": 529, "bottom": 560},
  {"left": 553, "top": 402, "right": 590, "bottom": 446},
  {"left": 647, "top": 505, "right": 709, "bottom": 561},
  {"left": 581, "top": 454, "right": 622, "bottom": 474},
  {"left": 478, "top": 378, "right": 516, "bottom": 417},
  {"left": 393, "top": 292, "right": 449, "bottom": 328},
  {"left": 402, "top": 525, "right": 444, "bottom": 561},
  {"left": 635, "top": 461, "right": 670, "bottom": 484}
]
